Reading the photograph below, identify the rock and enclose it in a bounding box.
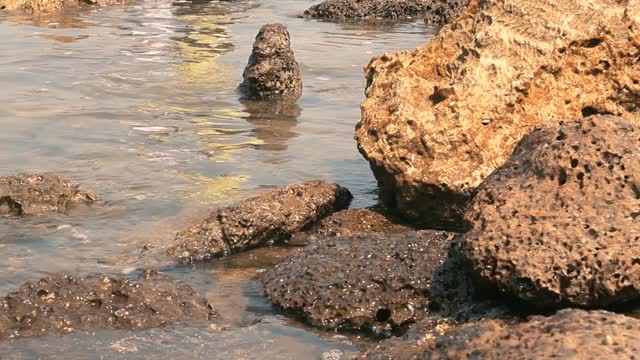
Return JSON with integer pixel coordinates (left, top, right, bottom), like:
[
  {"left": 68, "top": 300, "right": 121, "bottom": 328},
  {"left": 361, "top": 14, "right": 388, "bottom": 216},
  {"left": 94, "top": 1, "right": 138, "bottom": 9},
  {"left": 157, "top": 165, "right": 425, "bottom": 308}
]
[
  {"left": 363, "top": 309, "right": 640, "bottom": 359},
  {"left": 303, "top": 0, "right": 466, "bottom": 24},
  {"left": 462, "top": 116, "right": 640, "bottom": 308},
  {"left": 423, "top": 0, "right": 469, "bottom": 26},
  {"left": 0, "top": 271, "right": 217, "bottom": 340},
  {"left": 239, "top": 24, "right": 302, "bottom": 100},
  {"left": 0, "top": 0, "right": 123, "bottom": 13},
  {"left": 292, "top": 208, "right": 414, "bottom": 242},
  {"left": 262, "top": 231, "right": 456, "bottom": 335},
  {"left": 164, "top": 180, "right": 352, "bottom": 262},
  {"left": 355, "top": 0, "right": 640, "bottom": 227},
  {"left": 0, "top": 173, "right": 96, "bottom": 216}
]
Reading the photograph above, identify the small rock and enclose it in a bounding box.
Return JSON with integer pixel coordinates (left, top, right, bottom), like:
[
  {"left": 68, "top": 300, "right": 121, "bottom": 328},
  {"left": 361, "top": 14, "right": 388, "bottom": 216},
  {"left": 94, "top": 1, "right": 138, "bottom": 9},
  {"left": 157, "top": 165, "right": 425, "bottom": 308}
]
[
  {"left": 239, "top": 24, "right": 302, "bottom": 100},
  {"left": 0, "top": 173, "right": 96, "bottom": 216},
  {"left": 163, "top": 180, "right": 352, "bottom": 262},
  {"left": 262, "top": 231, "right": 456, "bottom": 335},
  {"left": 0, "top": 270, "right": 217, "bottom": 340}
]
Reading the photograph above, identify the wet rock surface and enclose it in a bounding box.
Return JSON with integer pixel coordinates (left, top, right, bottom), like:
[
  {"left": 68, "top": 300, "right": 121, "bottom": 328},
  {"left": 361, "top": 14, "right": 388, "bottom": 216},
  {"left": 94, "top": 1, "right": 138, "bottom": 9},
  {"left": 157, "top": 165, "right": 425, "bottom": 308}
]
[
  {"left": 462, "top": 116, "right": 640, "bottom": 308},
  {"left": 0, "top": 173, "right": 96, "bottom": 216},
  {"left": 262, "top": 231, "right": 456, "bottom": 334},
  {"left": 364, "top": 309, "right": 640, "bottom": 359},
  {"left": 239, "top": 23, "right": 302, "bottom": 100},
  {"left": 293, "top": 208, "right": 414, "bottom": 242},
  {"left": 0, "top": 0, "right": 123, "bottom": 13},
  {"left": 303, "top": 0, "right": 465, "bottom": 24},
  {"left": 0, "top": 271, "right": 217, "bottom": 340},
  {"left": 164, "top": 180, "right": 352, "bottom": 262},
  {"left": 356, "top": 0, "right": 640, "bottom": 227}
]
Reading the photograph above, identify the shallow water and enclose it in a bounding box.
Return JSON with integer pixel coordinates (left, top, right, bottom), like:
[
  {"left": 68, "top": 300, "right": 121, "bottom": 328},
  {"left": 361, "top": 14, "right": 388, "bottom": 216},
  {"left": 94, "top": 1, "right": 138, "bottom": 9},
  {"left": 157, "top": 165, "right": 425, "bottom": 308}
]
[{"left": 0, "top": 0, "right": 433, "bottom": 357}]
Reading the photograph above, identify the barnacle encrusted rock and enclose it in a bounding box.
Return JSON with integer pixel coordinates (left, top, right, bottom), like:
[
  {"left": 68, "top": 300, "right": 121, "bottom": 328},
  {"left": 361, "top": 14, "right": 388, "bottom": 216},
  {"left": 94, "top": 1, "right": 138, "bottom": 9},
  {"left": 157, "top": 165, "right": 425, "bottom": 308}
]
[
  {"left": 164, "top": 180, "right": 352, "bottom": 262},
  {"left": 303, "top": 0, "right": 468, "bottom": 25},
  {"left": 239, "top": 23, "right": 302, "bottom": 100},
  {"left": 355, "top": 0, "right": 640, "bottom": 227},
  {"left": 363, "top": 309, "right": 640, "bottom": 359},
  {"left": 0, "top": 271, "right": 217, "bottom": 340},
  {"left": 462, "top": 116, "right": 640, "bottom": 307},
  {"left": 0, "top": 173, "right": 96, "bottom": 216},
  {"left": 262, "top": 231, "right": 456, "bottom": 334}
]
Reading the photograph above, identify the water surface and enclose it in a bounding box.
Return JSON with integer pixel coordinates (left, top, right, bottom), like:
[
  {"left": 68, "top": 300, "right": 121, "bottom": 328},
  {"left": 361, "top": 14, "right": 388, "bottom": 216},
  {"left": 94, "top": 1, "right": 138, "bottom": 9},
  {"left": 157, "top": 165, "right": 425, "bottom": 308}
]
[{"left": 0, "top": 0, "right": 434, "bottom": 357}]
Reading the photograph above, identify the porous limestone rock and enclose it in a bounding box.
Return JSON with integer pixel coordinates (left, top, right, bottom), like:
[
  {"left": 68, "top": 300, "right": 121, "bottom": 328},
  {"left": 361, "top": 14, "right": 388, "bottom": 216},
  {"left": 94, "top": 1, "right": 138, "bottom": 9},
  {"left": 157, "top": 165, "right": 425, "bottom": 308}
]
[
  {"left": 355, "top": 0, "right": 640, "bottom": 227},
  {"left": 463, "top": 116, "right": 640, "bottom": 307}
]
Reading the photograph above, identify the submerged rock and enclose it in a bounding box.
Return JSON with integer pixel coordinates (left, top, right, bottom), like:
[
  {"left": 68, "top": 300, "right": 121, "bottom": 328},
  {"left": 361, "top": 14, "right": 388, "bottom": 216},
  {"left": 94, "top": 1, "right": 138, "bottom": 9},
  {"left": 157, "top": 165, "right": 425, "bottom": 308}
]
[
  {"left": 164, "top": 180, "right": 352, "bottom": 262},
  {"left": 462, "top": 116, "right": 640, "bottom": 308},
  {"left": 262, "top": 231, "right": 456, "bottom": 334},
  {"left": 0, "top": 173, "right": 96, "bottom": 216},
  {"left": 0, "top": 271, "right": 216, "bottom": 340},
  {"left": 303, "top": 0, "right": 466, "bottom": 24},
  {"left": 364, "top": 309, "right": 640, "bottom": 359},
  {"left": 355, "top": 0, "right": 640, "bottom": 227},
  {"left": 293, "top": 208, "right": 413, "bottom": 241},
  {"left": 239, "top": 24, "right": 302, "bottom": 100},
  {"left": 0, "top": 0, "right": 124, "bottom": 13}
]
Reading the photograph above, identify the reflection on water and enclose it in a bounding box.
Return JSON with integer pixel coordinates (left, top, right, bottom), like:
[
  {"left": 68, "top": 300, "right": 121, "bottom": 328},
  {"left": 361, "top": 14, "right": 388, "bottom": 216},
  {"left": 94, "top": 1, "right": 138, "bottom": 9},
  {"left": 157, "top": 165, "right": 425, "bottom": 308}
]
[{"left": 0, "top": 0, "right": 433, "bottom": 356}]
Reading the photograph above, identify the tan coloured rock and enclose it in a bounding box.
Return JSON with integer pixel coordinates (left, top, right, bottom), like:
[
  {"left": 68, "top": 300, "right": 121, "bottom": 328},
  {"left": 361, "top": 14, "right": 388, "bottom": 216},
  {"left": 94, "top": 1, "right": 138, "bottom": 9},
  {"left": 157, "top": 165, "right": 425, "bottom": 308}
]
[
  {"left": 0, "top": 0, "right": 124, "bottom": 13},
  {"left": 355, "top": 0, "right": 640, "bottom": 227}
]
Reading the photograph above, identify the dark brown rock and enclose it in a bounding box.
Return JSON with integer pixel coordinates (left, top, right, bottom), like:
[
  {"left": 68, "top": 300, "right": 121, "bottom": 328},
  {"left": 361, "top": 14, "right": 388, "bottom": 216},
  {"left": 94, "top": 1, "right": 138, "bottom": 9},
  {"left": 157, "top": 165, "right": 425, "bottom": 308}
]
[
  {"left": 356, "top": 0, "right": 640, "bottom": 228},
  {"left": 364, "top": 309, "right": 640, "bottom": 359},
  {"left": 423, "top": 0, "right": 469, "bottom": 26},
  {"left": 295, "top": 208, "right": 414, "bottom": 241},
  {"left": 0, "top": 271, "right": 217, "bottom": 340},
  {"left": 0, "top": 173, "right": 96, "bottom": 216},
  {"left": 462, "top": 116, "right": 640, "bottom": 307},
  {"left": 164, "top": 180, "right": 352, "bottom": 262},
  {"left": 262, "top": 231, "right": 456, "bottom": 335},
  {"left": 239, "top": 24, "right": 302, "bottom": 100},
  {"left": 303, "top": 0, "right": 465, "bottom": 24}
]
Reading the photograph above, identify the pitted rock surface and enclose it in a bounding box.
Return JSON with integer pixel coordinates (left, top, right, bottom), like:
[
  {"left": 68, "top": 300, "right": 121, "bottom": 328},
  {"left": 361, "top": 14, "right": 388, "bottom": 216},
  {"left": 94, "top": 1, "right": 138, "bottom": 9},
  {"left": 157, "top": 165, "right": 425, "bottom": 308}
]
[
  {"left": 301, "top": 208, "right": 414, "bottom": 240},
  {"left": 262, "top": 231, "right": 456, "bottom": 334},
  {"left": 462, "top": 116, "right": 640, "bottom": 307},
  {"left": 303, "top": 0, "right": 466, "bottom": 25},
  {"left": 0, "top": 0, "right": 124, "bottom": 13},
  {"left": 0, "top": 173, "right": 96, "bottom": 216},
  {"left": 0, "top": 271, "right": 217, "bottom": 340},
  {"left": 164, "top": 180, "right": 352, "bottom": 262},
  {"left": 356, "top": 0, "right": 640, "bottom": 227},
  {"left": 364, "top": 309, "right": 640, "bottom": 359},
  {"left": 239, "top": 23, "right": 302, "bottom": 100}
]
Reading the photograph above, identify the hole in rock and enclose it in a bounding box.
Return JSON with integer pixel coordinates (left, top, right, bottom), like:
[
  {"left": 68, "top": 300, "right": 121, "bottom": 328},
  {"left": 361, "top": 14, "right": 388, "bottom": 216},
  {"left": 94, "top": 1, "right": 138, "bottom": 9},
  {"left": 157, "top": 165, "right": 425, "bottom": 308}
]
[{"left": 375, "top": 308, "right": 392, "bottom": 322}]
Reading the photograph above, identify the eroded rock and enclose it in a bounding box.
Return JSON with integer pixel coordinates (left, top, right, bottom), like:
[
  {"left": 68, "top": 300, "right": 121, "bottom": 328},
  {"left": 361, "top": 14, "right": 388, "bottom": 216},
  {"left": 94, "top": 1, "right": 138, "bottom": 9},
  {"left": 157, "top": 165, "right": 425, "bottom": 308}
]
[
  {"left": 303, "top": 0, "right": 466, "bottom": 25},
  {"left": 0, "top": 173, "right": 96, "bottom": 216},
  {"left": 239, "top": 24, "right": 302, "bottom": 100},
  {"left": 355, "top": 0, "right": 640, "bottom": 227},
  {"left": 364, "top": 309, "right": 640, "bottom": 359},
  {"left": 462, "top": 116, "right": 640, "bottom": 307},
  {"left": 164, "top": 180, "right": 352, "bottom": 262},
  {"left": 262, "top": 231, "right": 456, "bottom": 334},
  {"left": 0, "top": 0, "right": 124, "bottom": 13},
  {"left": 0, "top": 271, "right": 217, "bottom": 340},
  {"left": 292, "top": 208, "right": 413, "bottom": 242}
]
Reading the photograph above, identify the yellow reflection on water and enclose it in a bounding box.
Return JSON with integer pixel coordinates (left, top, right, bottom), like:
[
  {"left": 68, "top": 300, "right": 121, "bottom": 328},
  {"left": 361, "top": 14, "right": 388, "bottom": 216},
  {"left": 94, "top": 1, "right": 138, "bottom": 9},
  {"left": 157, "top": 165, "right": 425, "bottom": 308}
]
[{"left": 181, "top": 172, "right": 249, "bottom": 202}]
